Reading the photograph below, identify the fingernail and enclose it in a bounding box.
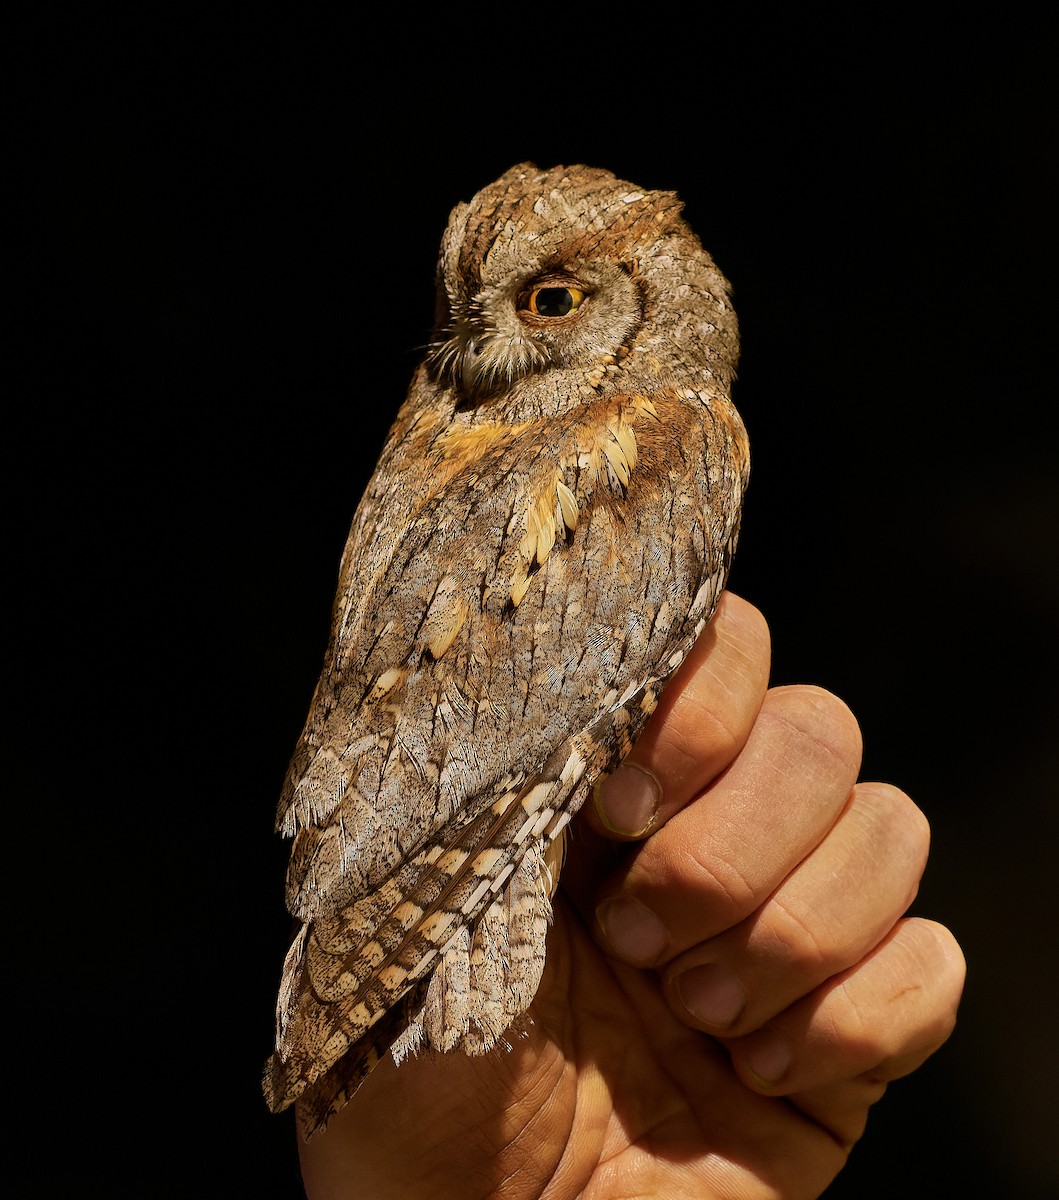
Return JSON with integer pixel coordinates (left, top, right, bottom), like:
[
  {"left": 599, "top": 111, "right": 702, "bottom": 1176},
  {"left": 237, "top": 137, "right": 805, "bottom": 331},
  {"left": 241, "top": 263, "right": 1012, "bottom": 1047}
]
[
  {"left": 594, "top": 763, "right": 661, "bottom": 837},
  {"left": 596, "top": 896, "right": 668, "bottom": 965},
  {"left": 674, "top": 964, "right": 746, "bottom": 1030},
  {"left": 744, "top": 1030, "right": 792, "bottom": 1085}
]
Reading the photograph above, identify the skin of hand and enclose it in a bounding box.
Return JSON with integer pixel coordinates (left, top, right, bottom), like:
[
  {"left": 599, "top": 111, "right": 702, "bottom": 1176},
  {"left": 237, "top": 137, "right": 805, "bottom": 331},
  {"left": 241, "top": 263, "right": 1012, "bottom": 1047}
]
[{"left": 297, "top": 593, "right": 966, "bottom": 1200}]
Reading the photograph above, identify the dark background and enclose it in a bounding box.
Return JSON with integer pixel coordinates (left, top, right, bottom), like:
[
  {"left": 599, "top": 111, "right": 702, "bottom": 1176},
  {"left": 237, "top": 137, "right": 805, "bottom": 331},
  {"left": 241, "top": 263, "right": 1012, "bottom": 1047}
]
[{"left": 17, "top": 8, "right": 1055, "bottom": 1197}]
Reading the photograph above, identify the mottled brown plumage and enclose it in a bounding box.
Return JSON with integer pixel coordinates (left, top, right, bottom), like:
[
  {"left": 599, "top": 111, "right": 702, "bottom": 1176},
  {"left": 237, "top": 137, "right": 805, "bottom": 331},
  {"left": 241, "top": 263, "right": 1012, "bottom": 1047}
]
[{"left": 264, "top": 163, "right": 749, "bottom": 1136}]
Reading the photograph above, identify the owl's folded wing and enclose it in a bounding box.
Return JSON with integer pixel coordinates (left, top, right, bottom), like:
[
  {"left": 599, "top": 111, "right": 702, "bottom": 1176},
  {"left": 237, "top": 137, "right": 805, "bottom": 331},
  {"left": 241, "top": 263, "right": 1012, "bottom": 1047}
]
[{"left": 264, "top": 385, "right": 748, "bottom": 1126}]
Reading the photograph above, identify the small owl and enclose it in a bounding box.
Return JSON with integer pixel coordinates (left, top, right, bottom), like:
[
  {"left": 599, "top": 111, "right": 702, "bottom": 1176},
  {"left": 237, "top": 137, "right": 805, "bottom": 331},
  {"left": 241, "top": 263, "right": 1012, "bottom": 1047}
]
[{"left": 264, "top": 163, "right": 749, "bottom": 1136}]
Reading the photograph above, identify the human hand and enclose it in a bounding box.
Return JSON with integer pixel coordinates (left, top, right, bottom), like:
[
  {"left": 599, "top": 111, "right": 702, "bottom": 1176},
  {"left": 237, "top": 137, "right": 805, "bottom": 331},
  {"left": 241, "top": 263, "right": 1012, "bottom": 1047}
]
[{"left": 298, "top": 593, "right": 965, "bottom": 1200}]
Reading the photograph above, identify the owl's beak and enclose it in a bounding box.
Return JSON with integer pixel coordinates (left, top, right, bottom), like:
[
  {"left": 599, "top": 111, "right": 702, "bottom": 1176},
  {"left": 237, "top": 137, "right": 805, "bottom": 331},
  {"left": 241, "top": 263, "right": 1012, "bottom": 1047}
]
[
  {"left": 442, "top": 322, "right": 546, "bottom": 406},
  {"left": 460, "top": 337, "right": 484, "bottom": 397}
]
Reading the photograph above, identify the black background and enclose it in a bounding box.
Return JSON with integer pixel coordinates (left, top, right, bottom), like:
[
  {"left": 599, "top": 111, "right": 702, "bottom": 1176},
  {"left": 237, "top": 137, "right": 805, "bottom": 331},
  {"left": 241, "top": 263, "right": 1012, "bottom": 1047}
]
[{"left": 16, "top": 8, "right": 1056, "bottom": 1198}]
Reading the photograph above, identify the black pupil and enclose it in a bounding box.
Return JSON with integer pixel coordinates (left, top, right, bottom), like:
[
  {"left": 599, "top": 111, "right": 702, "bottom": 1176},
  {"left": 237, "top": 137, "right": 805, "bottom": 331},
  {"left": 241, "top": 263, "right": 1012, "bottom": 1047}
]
[{"left": 534, "top": 287, "right": 575, "bottom": 317}]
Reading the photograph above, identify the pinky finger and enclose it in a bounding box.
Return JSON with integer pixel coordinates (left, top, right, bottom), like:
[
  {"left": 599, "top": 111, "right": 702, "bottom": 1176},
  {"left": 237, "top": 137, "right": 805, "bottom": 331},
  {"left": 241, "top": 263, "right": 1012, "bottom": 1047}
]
[{"left": 725, "top": 918, "right": 966, "bottom": 1147}]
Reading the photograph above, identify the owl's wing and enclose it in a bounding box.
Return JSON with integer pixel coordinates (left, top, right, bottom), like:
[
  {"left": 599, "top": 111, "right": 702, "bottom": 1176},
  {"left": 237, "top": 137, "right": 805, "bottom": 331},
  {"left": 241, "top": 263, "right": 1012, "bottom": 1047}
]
[{"left": 264, "top": 385, "right": 748, "bottom": 1127}]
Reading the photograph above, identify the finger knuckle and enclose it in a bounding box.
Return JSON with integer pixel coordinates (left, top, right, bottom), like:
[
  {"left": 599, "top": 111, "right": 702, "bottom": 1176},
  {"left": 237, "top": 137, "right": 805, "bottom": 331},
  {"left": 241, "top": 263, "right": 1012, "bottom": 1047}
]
[{"left": 765, "top": 893, "right": 842, "bottom": 975}]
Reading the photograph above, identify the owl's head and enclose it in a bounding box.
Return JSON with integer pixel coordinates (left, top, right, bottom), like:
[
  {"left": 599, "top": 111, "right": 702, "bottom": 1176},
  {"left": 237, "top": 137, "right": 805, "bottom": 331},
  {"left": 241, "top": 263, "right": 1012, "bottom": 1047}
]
[{"left": 427, "top": 163, "right": 738, "bottom": 410}]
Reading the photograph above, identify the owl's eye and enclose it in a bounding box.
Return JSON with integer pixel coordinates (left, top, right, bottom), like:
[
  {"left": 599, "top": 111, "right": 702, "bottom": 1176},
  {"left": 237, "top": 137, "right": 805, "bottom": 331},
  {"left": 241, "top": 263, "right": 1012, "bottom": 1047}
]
[{"left": 522, "top": 284, "right": 587, "bottom": 319}]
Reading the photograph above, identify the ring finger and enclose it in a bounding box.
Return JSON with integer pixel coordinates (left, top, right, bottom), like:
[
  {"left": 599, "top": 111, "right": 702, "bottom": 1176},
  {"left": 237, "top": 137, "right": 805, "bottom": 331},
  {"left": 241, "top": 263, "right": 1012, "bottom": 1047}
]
[{"left": 661, "top": 782, "right": 930, "bottom": 1036}]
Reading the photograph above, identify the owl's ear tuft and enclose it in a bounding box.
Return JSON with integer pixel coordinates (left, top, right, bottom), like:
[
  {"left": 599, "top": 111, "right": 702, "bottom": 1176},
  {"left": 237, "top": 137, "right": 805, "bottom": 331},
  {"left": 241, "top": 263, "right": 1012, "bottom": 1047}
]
[
  {"left": 500, "top": 161, "right": 541, "bottom": 181},
  {"left": 647, "top": 190, "right": 685, "bottom": 226}
]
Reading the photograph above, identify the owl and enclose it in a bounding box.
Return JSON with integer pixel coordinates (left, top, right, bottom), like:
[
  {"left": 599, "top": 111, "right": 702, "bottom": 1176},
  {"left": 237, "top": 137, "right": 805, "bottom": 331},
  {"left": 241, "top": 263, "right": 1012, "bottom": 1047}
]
[{"left": 264, "top": 163, "right": 749, "bottom": 1136}]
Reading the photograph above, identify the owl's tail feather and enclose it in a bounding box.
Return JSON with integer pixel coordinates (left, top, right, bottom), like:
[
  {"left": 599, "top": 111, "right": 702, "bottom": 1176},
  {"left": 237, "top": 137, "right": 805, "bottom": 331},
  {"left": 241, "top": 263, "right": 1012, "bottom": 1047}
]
[{"left": 264, "top": 977, "right": 430, "bottom": 1137}]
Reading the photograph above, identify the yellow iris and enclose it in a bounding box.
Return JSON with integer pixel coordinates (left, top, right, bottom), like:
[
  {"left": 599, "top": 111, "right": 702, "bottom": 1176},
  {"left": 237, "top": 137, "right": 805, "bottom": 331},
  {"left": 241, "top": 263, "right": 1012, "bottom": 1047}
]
[{"left": 525, "top": 285, "right": 586, "bottom": 318}]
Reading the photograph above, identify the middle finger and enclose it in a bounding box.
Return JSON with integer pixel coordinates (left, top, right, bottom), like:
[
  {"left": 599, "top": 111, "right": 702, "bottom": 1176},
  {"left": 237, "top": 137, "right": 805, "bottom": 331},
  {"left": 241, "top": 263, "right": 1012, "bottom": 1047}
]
[{"left": 594, "top": 684, "right": 862, "bottom": 968}]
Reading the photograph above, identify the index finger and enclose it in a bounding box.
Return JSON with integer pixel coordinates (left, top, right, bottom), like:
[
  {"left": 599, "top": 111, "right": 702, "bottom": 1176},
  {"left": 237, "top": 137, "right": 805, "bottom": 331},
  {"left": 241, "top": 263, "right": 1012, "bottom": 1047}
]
[{"left": 588, "top": 591, "right": 771, "bottom": 839}]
